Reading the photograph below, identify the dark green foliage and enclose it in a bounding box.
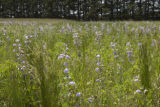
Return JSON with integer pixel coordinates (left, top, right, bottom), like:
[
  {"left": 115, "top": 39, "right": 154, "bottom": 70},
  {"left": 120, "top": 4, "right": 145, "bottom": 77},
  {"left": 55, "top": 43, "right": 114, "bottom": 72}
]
[{"left": 0, "top": 0, "right": 160, "bottom": 20}]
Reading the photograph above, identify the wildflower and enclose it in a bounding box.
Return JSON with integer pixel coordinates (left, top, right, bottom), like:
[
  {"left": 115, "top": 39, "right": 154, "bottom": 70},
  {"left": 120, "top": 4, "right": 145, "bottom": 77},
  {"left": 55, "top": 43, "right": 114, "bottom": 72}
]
[
  {"left": 64, "top": 68, "right": 69, "bottom": 73},
  {"left": 65, "top": 55, "right": 70, "bottom": 59},
  {"left": 136, "top": 90, "right": 142, "bottom": 93},
  {"left": 97, "top": 62, "right": 100, "bottom": 66},
  {"left": 64, "top": 62, "right": 68, "bottom": 66},
  {"left": 114, "top": 55, "right": 119, "bottom": 58},
  {"left": 64, "top": 76, "right": 71, "bottom": 79},
  {"left": 95, "top": 31, "right": 102, "bottom": 36},
  {"left": 18, "top": 67, "right": 23, "bottom": 71},
  {"left": 58, "top": 54, "right": 65, "bottom": 59},
  {"left": 76, "top": 92, "right": 81, "bottom": 96},
  {"left": 95, "top": 68, "right": 100, "bottom": 72},
  {"left": 128, "top": 54, "right": 133, "bottom": 58},
  {"left": 15, "top": 39, "right": 20, "bottom": 42},
  {"left": 21, "top": 61, "right": 25, "bottom": 64},
  {"left": 25, "top": 36, "right": 29, "bottom": 39},
  {"left": 113, "top": 52, "right": 116, "bottom": 55},
  {"left": 126, "top": 42, "right": 131, "bottom": 46},
  {"left": 88, "top": 96, "right": 93, "bottom": 102},
  {"left": 13, "top": 49, "right": 16, "bottom": 52},
  {"left": 111, "top": 42, "right": 115, "bottom": 48},
  {"left": 131, "top": 27, "right": 135, "bottom": 32},
  {"left": 117, "top": 67, "right": 122, "bottom": 70},
  {"left": 13, "top": 43, "right": 16, "bottom": 46},
  {"left": 73, "top": 33, "right": 78, "bottom": 38},
  {"left": 63, "top": 43, "right": 67, "bottom": 47},
  {"left": 134, "top": 78, "right": 139, "bottom": 82},
  {"left": 96, "top": 79, "right": 101, "bottom": 82},
  {"left": 66, "top": 47, "right": 69, "bottom": 50},
  {"left": 18, "top": 44, "right": 22, "bottom": 47},
  {"left": 126, "top": 51, "right": 133, "bottom": 54},
  {"left": 39, "top": 26, "right": 44, "bottom": 32},
  {"left": 96, "top": 55, "right": 100, "bottom": 58},
  {"left": 25, "top": 41, "right": 28, "bottom": 44},
  {"left": 69, "top": 81, "right": 75, "bottom": 85},
  {"left": 43, "top": 45, "right": 46, "bottom": 49}
]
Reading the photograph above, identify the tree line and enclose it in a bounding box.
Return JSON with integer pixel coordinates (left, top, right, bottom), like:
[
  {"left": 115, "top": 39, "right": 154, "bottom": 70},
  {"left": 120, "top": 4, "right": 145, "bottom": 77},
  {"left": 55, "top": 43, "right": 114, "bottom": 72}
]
[{"left": 0, "top": 0, "right": 160, "bottom": 20}]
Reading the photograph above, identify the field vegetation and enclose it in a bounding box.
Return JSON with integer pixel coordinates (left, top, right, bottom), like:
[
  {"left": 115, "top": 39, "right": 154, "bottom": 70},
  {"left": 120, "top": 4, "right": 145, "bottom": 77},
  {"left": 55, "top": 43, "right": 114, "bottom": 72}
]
[{"left": 0, "top": 19, "right": 160, "bottom": 107}]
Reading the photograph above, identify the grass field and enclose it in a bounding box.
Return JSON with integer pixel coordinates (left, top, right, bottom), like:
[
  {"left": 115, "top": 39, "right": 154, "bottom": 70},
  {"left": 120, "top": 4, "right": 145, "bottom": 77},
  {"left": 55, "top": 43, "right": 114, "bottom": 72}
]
[{"left": 0, "top": 19, "right": 160, "bottom": 107}]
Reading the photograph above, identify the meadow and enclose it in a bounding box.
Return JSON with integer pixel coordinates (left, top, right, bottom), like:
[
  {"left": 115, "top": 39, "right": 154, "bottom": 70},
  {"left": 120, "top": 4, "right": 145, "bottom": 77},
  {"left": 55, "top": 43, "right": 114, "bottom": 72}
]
[{"left": 0, "top": 19, "right": 160, "bottom": 107}]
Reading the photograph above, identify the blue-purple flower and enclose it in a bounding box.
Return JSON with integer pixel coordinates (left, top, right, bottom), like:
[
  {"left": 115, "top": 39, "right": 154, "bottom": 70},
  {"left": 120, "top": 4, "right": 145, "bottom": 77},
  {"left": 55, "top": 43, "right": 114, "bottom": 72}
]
[
  {"left": 95, "top": 68, "right": 100, "bottom": 72},
  {"left": 69, "top": 81, "right": 75, "bottom": 85},
  {"left": 64, "top": 68, "right": 69, "bottom": 73},
  {"left": 76, "top": 92, "right": 81, "bottom": 96}
]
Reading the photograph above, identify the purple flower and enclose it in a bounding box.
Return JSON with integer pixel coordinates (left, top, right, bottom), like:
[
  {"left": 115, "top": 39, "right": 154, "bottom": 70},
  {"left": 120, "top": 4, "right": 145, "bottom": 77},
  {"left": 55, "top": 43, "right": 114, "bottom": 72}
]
[
  {"left": 96, "top": 55, "right": 100, "bottom": 58},
  {"left": 113, "top": 52, "right": 116, "bottom": 55},
  {"left": 18, "top": 44, "right": 22, "bottom": 47},
  {"left": 128, "top": 54, "right": 133, "bottom": 57},
  {"left": 95, "top": 68, "right": 100, "bottom": 72},
  {"left": 64, "top": 68, "right": 69, "bottom": 73},
  {"left": 13, "top": 49, "right": 16, "bottom": 52},
  {"left": 111, "top": 42, "right": 115, "bottom": 48},
  {"left": 21, "top": 61, "right": 25, "bottom": 64},
  {"left": 97, "top": 62, "right": 100, "bottom": 66},
  {"left": 25, "top": 36, "right": 29, "bottom": 39},
  {"left": 88, "top": 96, "right": 93, "bottom": 102},
  {"left": 117, "top": 67, "right": 122, "bottom": 70},
  {"left": 65, "top": 55, "right": 70, "bottom": 59},
  {"left": 114, "top": 55, "right": 119, "bottom": 58},
  {"left": 76, "top": 92, "right": 81, "bottom": 96},
  {"left": 58, "top": 54, "right": 65, "bottom": 59},
  {"left": 126, "top": 51, "right": 133, "bottom": 54},
  {"left": 126, "top": 42, "right": 131, "bottom": 46},
  {"left": 15, "top": 39, "right": 20, "bottom": 42},
  {"left": 43, "top": 45, "right": 46, "bottom": 49},
  {"left": 134, "top": 78, "right": 139, "bottom": 82},
  {"left": 69, "top": 81, "right": 75, "bottom": 85},
  {"left": 25, "top": 41, "right": 28, "bottom": 44},
  {"left": 64, "top": 62, "right": 68, "bottom": 66},
  {"left": 136, "top": 90, "right": 142, "bottom": 93},
  {"left": 96, "top": 79, "right": 101, "bottom": 82},
  {"left": 13, "top": 43, "right": 16, "bottom": 46},
  {"left": 39, "top": 26, "right": 44, "bottom": 32}
]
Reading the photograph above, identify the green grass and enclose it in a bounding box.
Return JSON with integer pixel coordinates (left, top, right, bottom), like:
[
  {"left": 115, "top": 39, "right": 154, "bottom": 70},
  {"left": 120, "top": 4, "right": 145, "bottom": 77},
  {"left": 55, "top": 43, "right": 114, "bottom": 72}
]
[{"left": 0, "top": 19, "right": 160, "bottom": 107}]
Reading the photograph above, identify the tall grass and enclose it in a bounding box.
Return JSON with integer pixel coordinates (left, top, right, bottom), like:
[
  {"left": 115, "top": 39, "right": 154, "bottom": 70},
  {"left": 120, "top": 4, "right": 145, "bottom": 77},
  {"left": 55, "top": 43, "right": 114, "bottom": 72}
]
[{"left": 0, "top": 19, "right": 160, "bottom": 106}]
